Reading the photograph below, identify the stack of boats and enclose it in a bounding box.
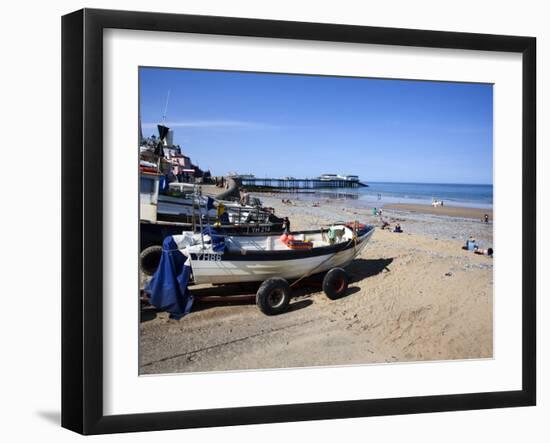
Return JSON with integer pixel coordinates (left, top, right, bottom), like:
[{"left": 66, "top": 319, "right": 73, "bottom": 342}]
[
  {"left": 156, "top": 182, "right": 282, "bottom": 230},
  {"left": 140, "top": 171, "right": 286, "bottom": 275}
]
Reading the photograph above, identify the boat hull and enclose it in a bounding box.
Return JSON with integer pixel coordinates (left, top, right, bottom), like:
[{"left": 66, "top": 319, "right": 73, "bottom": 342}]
[
  {"left": 189, "top": 228, "right": 374, "bottom": 284},
  {"left": 140, "top": 220, "right": 285, "bottom": 251}
]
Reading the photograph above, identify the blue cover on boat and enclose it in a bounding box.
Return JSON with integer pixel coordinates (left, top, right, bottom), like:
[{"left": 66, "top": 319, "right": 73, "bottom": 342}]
[
  {"left": 206, "top": 196, "right": 215, "bottom": 210},
  {"left": 202, "top": 226, "right": 226, "bottom": 253},
  {"left": 145, "top": 236, "right": 193, "bottom": 320}
]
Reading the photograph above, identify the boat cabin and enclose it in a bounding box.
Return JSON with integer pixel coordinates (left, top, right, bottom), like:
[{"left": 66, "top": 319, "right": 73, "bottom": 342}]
[{"left": 140, "top": 172, "right": 161, "bottom": 223}]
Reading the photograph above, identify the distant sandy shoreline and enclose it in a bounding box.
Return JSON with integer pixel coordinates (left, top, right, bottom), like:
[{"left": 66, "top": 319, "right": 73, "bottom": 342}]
[
  {"left": 384, "top": 203, "right": 493, "bottom": 220},
  {"left": 227, "top": 188, "right": 493, "bottom": 221}
]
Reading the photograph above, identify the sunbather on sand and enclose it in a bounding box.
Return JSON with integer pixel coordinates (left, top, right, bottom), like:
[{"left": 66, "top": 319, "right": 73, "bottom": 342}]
[{"left": 474, "top": 247, "right": 493, "bottom": 257}]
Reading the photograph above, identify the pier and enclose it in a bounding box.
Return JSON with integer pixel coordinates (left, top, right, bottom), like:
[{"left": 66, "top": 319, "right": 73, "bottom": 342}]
[{"left": 239, "top": 177, "right": 368, "bottom": 191}]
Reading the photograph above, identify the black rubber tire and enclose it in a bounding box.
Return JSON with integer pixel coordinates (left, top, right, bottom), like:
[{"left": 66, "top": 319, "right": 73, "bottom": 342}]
[
  {"left": 323, "top": 267, "right": 349, "bottom": 300},
  {"left": 140, "top": 245, "right": 163, "bottom": 276},
  {"left": 256, "top": 277, "right": 291, "bottom": 315}
]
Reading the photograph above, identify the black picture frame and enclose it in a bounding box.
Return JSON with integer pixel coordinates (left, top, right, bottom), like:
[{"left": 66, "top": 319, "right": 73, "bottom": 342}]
[{"left": 61, "top": 8, "right": 536, "bottom": 435}]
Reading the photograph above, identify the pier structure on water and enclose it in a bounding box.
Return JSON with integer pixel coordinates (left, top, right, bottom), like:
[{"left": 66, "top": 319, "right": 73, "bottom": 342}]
[{"left": 239, "top": 177, "right": 368, "bottom": 191}]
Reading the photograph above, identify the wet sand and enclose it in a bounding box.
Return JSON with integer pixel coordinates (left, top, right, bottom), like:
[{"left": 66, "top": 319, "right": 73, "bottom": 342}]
[{"left": 384, "top": 203, "right": 492, "bottom": 220}]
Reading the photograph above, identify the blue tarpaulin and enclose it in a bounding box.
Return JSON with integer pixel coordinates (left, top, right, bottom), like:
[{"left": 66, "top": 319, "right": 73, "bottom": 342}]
[
  {"left": 145, "top": 236, "right": 193, "bottom": 320},
  {"left": 202, "top": 226, "right": 225, "bottom": 253},
  {"left": 206, "top": 196, "right": 215, "bottom": 210}
]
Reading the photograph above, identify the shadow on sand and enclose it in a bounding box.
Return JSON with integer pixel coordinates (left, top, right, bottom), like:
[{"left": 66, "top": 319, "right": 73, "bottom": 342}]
[
  {"left": 346, "top": 257, "right": 394, "bottom": 282},
  {"left": 281, "top": 257, "right": 394, "bottom": 300},
  {"left": 140, "top": 307, "right": 158, "bottom": 323},
  {"left": 140, "top": 257, "right": 393, "bottom": 320}
]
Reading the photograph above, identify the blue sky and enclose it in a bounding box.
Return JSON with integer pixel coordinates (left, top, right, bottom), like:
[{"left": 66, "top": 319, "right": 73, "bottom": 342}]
[{"left": 140, "top": 68, "right": 493, "bottom": 184}]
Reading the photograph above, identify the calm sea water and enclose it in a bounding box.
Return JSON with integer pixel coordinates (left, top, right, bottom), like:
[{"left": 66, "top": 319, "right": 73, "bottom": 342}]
[{"left": 295, "top": 182, "right": 493, "bottom": 209}]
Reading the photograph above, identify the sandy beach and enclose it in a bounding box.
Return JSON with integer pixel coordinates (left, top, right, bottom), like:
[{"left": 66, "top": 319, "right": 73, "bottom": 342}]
[
  {"left": 384, "top": 203, "right": 492, "bottom": 220},
  {"left": 140, "top": 193, "right": 493, "bottom": 374}
]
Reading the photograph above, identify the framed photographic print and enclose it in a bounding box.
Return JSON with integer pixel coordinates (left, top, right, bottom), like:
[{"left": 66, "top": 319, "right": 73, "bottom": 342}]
[{"left": 61, "top": 8, "right": 536, "bottom": 435}]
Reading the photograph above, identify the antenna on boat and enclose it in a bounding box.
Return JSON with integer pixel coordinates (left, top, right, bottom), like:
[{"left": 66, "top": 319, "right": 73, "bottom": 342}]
[{"left": 161, "top": 89, "right": 171, "bottom": 124}]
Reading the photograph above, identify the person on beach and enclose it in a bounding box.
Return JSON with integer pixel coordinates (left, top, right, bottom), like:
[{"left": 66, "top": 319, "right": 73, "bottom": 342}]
[
  {"left": 474, "top": 247, "right": 493, "bottom": 257},
  {"left": 239, "top": 188, "right": 249, "bottom": 205},
  {"left": 463, "top": 235, "right": 478, "bottom": 251},
  {"left": 393, "top": 224, "right": 403, "bottom": 233},
  {"left": 283, "top": 217, "right": 291, "bottom": 234},
  {"left": 483, "top": 213, "right": 489, "bottom": 223}
]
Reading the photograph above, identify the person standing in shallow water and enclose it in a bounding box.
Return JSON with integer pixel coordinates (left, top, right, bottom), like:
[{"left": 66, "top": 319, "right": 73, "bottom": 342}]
[{"left": 484, "top": 213, "right": 489, "bottom": 223}]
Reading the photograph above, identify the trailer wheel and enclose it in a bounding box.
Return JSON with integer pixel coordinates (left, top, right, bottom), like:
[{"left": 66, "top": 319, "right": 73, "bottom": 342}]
[
  {"left": 256, "top": 278, "right": 291, "bottom": 315},
  {"left": 323, "top": 267, "right": 349, "bottom": 300},
  {"left": 140, "top": 245, "right": 163, "bottom": 276}
]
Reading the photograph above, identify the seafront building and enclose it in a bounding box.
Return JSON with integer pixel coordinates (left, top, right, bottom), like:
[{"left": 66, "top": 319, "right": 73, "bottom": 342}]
[{"left": 139, "top": 127, "right": 209, "bottom": 183}]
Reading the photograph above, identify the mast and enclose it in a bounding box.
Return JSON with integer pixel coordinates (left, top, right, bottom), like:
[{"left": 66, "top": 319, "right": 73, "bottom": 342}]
[
  {"left": 161, "top": 89, "right": 171, "bottom": 124},
  {"left": 155, "top": 90, "right": 171, "bottom": 175}
]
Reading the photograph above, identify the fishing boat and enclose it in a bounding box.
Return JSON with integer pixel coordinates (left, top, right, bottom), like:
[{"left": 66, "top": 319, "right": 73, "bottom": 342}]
[
  {"left": 158, "top": 184, "right": 277, "bottom": 228},
  {"left": 184, "top": 223, "right": 374, "bottom": 285},
  {"left": 157, "top": 195, "right": 270, "bottom": 225},
  {"left": 146, "top": 222, "right": 375, "bottom": 317}
]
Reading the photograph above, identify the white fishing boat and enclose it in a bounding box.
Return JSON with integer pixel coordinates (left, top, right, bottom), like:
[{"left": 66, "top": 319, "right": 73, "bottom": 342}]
[
  {"left": 156, "top": 191, "right": 269, "bottom": 225},
  {"left": 182, "top": 223, "right": 373, "bottom": 283},
  {"left": 147, "top": 222, "right": 374, "bottom": 318},
  {"left": 161, "top": 223, "right": 375, "bottom": 315}
]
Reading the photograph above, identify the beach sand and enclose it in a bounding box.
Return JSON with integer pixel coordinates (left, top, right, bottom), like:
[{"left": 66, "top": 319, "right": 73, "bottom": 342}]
[
  {"left": 140, "top": 194, "right": 493, "bottom": 374},
  {"left": 384, "top": 203, "right": 492, "bottom": 220}
]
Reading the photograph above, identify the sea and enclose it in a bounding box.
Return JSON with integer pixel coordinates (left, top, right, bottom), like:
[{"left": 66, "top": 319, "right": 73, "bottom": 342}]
[{"left": 289, "top": 182, "right": 493, "bottom": 209}]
